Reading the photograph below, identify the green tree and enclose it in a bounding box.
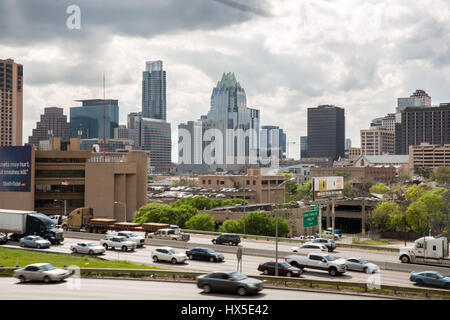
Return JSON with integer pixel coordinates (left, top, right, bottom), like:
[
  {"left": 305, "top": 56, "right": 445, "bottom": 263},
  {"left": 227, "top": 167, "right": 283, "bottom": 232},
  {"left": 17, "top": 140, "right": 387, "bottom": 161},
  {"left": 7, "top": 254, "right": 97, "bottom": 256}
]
[
  {"left": 218, "top": 220, "right": 243, "bottom": 233},
  {"left": 369, "top": 183, "right": 388, "bottom": 194},
  {"left": 371, "top": 201, "right": 400, "bottom": 232},
  {"left": 432, "top": 166, "right": 450, "bottom": 184},
  {"left": 404, "top": 184, "right": 429, "bottom": 202},
  {"left": 406, "top": 190, "right": 445, "bottom": 235},
  {"left": 343, "top": 181, "right": 359, "bottom": 198},
  {"left": 417, "top": 166, "right": 433, "bottom": 179},
  {"left": 185, "top": 213, "right": 216, "bottom": 231},
  {"left": 295, "top": 180, "right": 312, "bottom": 200},
  {"left": 133, "top": 203, "right": 197, "bottom": 228}
]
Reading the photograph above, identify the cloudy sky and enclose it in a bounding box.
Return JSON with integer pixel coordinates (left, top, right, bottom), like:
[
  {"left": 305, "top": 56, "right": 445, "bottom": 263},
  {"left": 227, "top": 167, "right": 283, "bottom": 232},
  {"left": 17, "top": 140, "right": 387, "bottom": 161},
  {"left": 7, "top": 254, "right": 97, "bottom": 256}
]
[{"left": 1, "top": 0, "right": 450, "bottom": 160}]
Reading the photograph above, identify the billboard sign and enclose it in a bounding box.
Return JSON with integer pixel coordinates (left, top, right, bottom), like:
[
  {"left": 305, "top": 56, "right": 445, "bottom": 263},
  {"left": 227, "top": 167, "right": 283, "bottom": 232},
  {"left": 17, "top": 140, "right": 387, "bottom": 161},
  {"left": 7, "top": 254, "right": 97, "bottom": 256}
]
[
  {"left": 0, "top": 146, "right": 32, "bottom": 192},
  {"left": 313, "top": 176, "right": 344, "bottom": 200}
]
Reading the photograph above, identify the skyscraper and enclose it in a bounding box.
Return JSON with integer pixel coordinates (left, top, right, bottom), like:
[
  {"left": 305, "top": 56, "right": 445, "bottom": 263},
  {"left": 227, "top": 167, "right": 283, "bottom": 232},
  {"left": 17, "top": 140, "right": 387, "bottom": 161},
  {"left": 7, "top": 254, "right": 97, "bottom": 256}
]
[
  {"left": 140, "top": 118, "right": 172, "bottom": 171},
  {"left": 397, "top": 89, "right": 431, "bottom": 112},
  {"left": 69, "top": 99, "right": 119, "bottom": 140},
  {"left": 28, "top": 107, "right": 69, "bottom": 146},
  {"left": 300, "top": 136, "right": 308, "bottom": 159},
  {"left": 0, "top": 59, "right": 23, "bottom": 146},
  {"left": 307, "top": 105, "right": 345, "bottom": 161},
  {"left": 142, "top": 60, "right": 166, "bottom": 120},
  {"left": 260, "top": 125, "right": 286, "bottom": 159},
  {"left": 127, "top": 112, "right": 141, "bottom": 146}
]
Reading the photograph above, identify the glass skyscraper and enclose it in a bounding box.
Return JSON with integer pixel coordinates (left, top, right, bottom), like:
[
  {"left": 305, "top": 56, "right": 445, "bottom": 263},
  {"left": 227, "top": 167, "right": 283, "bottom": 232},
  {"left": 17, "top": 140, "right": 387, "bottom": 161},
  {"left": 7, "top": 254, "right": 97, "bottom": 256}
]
[
  {"left": 142, "top": 60, "right": 166, "bottom": 120},
  {"left": 69, "top": 99, "right": 119, "bottom": 139}
]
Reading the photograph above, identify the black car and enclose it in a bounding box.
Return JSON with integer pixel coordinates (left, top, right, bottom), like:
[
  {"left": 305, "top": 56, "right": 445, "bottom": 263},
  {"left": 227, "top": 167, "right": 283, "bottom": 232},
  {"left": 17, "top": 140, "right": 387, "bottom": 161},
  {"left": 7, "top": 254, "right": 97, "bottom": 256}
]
[
  {"left": 197, "top": 271, "right": 263, "bottom": 296},
  {"left": 0, "top": 232, "right": 7, "bottom": 245},
  {"left": 212, "top": 234, "right": 240, "bottom": 246},
  {"left": 258, "top": 261, "right": 302, "bottom": 277},
  {"left": 186, "top": 247, "right": 224, "bottom": 262}
]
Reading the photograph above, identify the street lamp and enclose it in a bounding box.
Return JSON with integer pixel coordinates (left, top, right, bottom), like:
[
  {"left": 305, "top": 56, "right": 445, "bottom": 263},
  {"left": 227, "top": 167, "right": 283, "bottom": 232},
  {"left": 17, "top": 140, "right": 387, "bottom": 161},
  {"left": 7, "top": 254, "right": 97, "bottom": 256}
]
[
  {"left": 275, "top": 177, "right": 296, "bottom": 276},
  {"left": 54, "top": 199, "right": 67, "bottom": 217},
  {"left": 114, "top": 201, "right": 127, "bottom": 222}
]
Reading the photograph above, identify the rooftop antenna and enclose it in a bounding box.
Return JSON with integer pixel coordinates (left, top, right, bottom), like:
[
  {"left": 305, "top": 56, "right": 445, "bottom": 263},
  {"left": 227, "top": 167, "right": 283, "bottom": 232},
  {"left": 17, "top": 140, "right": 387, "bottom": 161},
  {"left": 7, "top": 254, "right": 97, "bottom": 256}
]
[{"left": 103, "top": 73, "right": 106, "bottom": 162}]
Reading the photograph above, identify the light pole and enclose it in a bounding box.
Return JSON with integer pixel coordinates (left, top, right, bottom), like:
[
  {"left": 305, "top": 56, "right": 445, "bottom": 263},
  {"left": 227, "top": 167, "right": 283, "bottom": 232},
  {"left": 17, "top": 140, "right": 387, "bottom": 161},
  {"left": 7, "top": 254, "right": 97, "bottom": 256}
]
[
  {"left": 275, "top": 177, "right": 296, "bottom": 276},
  {"left": 114, "top": 201, "right": 127, "bottom": 222},
  {"left": 242, "top": 175, "right": 247, "bottom": 237},
  {"left": 54, "top": 199, "right": 67, "bottom": 217}
]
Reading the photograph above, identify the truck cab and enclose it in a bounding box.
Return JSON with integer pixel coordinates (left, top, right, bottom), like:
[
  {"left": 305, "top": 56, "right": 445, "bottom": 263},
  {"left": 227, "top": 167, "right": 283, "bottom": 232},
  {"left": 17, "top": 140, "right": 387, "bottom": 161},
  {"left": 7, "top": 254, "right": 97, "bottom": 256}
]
[
  {"left": 400, "top": 237, "right": 449, "bottom": 263},
  {"left": 61, "top": 207, "right": 93, "bottom": 231}
]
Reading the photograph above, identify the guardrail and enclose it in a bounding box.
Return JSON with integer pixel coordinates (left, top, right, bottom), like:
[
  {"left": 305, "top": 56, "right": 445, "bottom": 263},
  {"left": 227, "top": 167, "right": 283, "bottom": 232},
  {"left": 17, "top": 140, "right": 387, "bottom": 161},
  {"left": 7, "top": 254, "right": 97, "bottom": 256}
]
[{"left": 1, "top": 267, "right": 449, "bottom": 299}]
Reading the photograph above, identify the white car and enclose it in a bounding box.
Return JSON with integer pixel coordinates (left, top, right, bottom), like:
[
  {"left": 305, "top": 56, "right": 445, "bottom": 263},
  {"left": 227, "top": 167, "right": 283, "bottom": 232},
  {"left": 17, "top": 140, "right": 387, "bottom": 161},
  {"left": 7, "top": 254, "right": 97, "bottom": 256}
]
[
  {"left": 291, "top": 242, "right": 328, "bottom": 254},
  {"left": 152, "top": 247, "right": 188, "bottom": 264},
  {"left": 345, "top": 257, "right": 379, "bottom": 273},
  {"left": 70, "top": 241, "right": 105, "bottom": 255},
  {"left": 109, "top": 231, "right": 145, "bottom": 247}
]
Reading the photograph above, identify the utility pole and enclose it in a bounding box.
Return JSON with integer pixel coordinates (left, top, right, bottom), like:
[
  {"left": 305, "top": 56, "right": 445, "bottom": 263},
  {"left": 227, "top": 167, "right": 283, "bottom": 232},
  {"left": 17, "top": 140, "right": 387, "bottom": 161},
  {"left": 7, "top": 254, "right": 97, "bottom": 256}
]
[
  {"left": 331, "top": 198, "right": 335, "bottom": 240},
  {"left": 103, "top": 73, "right": 106, "bottom": 162}
]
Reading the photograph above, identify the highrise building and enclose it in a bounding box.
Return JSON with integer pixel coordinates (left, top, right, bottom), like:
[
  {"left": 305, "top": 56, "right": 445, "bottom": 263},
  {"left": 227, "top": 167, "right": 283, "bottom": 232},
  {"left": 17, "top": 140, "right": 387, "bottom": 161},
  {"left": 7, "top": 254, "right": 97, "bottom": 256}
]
[
  {"left": 345, "top": 138, "right": 352, "bottom": 151},
  {"left": 127, "top": 112, "right": 141, "bottom": 146},
  {"left": 69, "top": 99, "right": 119, "bottom": 140},
  {"left": 28, "top": 107, "right": 69, "bottom": 146},
  {"left": 260, "top": 125, "right": 286, "bottom": 159},
  {"left": 307, "top": 105, "right": 345, "bottom": 161},
  {"left": 0, "top": 59, "right": 23, "bottom": 146},
  {"left": 300, "top": 136, "right": 308, "bottom": 159},
  {"left": 140, "top": 118, "right": 172, "bottom": 171},
  {"left": 360, "top": 126, "right": 395, "bottom": 155},
  {"left": 142, "top": 60, "right": 166, "bottom": 120},
  {"left": 397, "top": 89, "right": 431, "bottom": 112},
  {"left": 401, "top": 104, "right": 450, "bottom": 154}
]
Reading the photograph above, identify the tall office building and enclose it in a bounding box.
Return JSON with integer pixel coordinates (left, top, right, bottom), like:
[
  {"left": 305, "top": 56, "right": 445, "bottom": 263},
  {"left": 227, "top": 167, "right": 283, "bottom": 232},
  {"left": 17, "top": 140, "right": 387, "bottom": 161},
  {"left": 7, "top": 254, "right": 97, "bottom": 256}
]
[
  {"left": 345, "top": 138, "right": 352, "bottom": 151},
  {"left": 397, "top": 89, "right": 431, "bottom": 112},
  {"left": 401, "top": 104, "right": 450, "bottom": 154},
  {"left": 0, "top": 59, "right": 23, "bottom": 146},
  {"left": 307, "top": 105, "right": 345, "bottom": 161},
  {"left": 127, "top": 112, "right": 141, "bottom": 146},
  {"left": 360, "top": 126, "right": 395, "bottom": 155},
  {"left": 28, "top": 107, "right": 69, "bottom": 146},
  {"left": 140, "top": 118, "right": 172, "bottom": 171},
  {"left": 300, "top": 136, "right": 308, "bottom": 159},
  {"left": 69, "top": 99, "right": 119, "bottom": 140},
  {"left": 260, "top": 125, "right": 286, "bottom": 159},
  {"left": 142, "top": 60, "right": 166, "bottom": 120}
]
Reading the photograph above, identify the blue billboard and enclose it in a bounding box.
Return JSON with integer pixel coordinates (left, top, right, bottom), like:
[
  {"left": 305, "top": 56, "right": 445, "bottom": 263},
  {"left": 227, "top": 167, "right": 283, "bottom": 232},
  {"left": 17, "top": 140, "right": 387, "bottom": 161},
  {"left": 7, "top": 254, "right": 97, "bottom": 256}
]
[{"left": 0, "top": 146, "right": 32, "bottom": 192}]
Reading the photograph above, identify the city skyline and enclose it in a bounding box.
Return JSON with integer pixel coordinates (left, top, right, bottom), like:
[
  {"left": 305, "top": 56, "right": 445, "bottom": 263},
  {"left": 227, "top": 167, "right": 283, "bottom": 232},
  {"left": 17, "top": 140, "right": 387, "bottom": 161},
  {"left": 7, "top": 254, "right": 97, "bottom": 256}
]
[{"left": 2, "top": 1, "right": 450, "bottom": 161}]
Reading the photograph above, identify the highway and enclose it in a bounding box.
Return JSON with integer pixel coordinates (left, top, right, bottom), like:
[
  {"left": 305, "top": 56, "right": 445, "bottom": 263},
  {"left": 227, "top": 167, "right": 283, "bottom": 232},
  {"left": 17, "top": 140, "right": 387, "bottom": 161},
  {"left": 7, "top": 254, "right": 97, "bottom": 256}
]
[
  {"left": 2, "top": 237, "right": 424, "bottom": 289},
  {"left": 0, "top": 277, "right": 389, "bottom": 300}
]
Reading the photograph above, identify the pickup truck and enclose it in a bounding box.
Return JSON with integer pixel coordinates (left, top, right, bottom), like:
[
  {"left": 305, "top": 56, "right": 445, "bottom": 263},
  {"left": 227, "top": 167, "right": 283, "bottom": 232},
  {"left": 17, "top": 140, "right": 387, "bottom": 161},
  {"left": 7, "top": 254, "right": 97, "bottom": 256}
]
[
  {"left": 147, "top": 228, "right": 190, "bottom": 241},
  {"left": 100, "top": 236, "right": 136, "bottom": 251},
  {"left": 285, "top": 252, "right": 347, "bottom": 276}
]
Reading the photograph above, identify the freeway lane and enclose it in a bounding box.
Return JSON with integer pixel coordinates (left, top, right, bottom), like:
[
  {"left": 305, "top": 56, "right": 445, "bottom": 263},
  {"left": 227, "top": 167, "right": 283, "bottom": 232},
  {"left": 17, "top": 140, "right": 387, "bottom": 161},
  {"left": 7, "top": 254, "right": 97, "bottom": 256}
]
[
  {"left": 0, "top": 278, "right": 389, "bottom": 300},
  {"left": 2, "top": 238, "right": 422, "bottom": 289}
]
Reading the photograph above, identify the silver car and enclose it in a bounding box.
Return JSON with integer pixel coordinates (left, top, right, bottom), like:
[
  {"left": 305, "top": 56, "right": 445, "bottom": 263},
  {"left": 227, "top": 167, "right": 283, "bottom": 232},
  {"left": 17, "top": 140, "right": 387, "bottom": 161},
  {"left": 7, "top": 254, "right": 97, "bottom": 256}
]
[
  {"left": 19, "top": 236, "right": 51, "bottom": 249},
  {"left": 345, "top": 257, "right": 379, "bottom": 273},
  {"left": 14, "top": 263, "right": 72, "bottom": 283},
  {"left": 70, "top": 241, "right": 105, "bottom": 255}
]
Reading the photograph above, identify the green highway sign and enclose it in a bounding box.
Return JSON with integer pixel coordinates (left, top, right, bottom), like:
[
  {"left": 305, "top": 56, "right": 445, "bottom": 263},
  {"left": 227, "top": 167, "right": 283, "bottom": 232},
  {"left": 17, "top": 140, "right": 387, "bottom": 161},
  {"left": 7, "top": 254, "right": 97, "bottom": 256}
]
[
  {"left": 303, "top": 210, "right": 318, "bottom": 228},
  {"left": 310, "top": 205, "right": 318, "bottom": 212}
]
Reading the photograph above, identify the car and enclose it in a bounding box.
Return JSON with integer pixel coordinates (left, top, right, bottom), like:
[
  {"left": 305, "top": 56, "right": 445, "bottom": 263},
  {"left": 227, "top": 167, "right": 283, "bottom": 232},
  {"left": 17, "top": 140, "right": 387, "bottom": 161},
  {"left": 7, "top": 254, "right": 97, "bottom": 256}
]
[
  {"left": 312, "top": 238, "right": 336, "bottom": 252},
  {"left": 212, "top": 234, "right": 241, "bottom": 246},
  {"left": 14, "top": 263, "right": 72, "bottom": 283},
  {"left": 0, "top": 232, "right": 7, "bottom": 244},
  {"left": 70, "top": 241, "right": 106, "bottom": 255},
  {"left": 345, "top": 257, "right": 379, "bottom": 273},
  {"left": 152, "top": 247, "right": 188, "bottom": 264},
  {"left": 19, "top": 236, "right": 51, "bottom": 249},
  {"left": 100, "top": 236, "right": 136, "bottom": 251},
  {"left": 291, "top": 242, "right": 328, "bottom": 253},
  {"left": 197, "top": 271, "right": 263, "bottom": 296},
  {"left": 186, "top": 247, "right": 224, "bottom": 262},
  {"left": 410, "top": 271, "right": 450, "bottom": 289},
  {"left": 109, "top": 231, "right": 145, "bottom": 247},
  {"left": 257, "top": 261, "right": 302, "bottom": 277}
]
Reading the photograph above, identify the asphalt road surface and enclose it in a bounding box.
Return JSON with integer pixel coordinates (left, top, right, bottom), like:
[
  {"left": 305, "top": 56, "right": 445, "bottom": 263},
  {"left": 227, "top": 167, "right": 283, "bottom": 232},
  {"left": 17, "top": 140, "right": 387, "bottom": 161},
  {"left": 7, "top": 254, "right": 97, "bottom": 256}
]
[{"left": 0, "top": 278, "right": 389, "bottom": 300}]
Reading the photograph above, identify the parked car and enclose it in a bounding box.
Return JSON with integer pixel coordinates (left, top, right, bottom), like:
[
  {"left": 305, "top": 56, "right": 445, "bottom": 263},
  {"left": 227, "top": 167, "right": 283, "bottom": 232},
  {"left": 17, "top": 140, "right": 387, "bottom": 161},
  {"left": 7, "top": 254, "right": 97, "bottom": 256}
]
[
  {"left": 197, "top": 271, "right": 263, "bottom": 296},
  {"left": 19, "top": 236, "right": 51, "bottom": 249},
  {"left": 186, "top": 247, "right": 224, "bottom": 262},
  {"left": 312, "top": 238, "right": 336, "bottom": 252},
  {"left": 325, "top": 228, "right": 342, "bottom": 239},
  {"left": 14, "top": 263, "right": 72, "bottom": 283},
  {"left": 70, "top": 241, "right": 105, "bottom": 255},
  {"left": 410, "top": 271, "right": 450, "bottom": 289},
  {"left": 109, "top": 231, "right": 145, "bottom": 247},
  {"left": 100, "top": 236, "right": 136, "bottom": 251},
  {"left": 257, "top": 261, "right": 302, "bottom": 277},
  {"left": 291, "top": 242, "right": 328, "bottom": 254},
  {"left": 0, "top": 232, "right": 7, "bottom": 244},
  {"left": 212, "top": 233, "right": 241, "bottom": 246},
  {"left": 152, "top": 247, "right": 188, "bottom": 264},
  {"left": 345, "top": 257, "right": 379, "bottom": 273}
]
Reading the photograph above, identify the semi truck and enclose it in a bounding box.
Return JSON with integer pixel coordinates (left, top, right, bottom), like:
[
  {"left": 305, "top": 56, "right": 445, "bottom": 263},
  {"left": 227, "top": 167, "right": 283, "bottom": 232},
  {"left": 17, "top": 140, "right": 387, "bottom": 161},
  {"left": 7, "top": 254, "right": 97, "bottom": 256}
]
[
  {"left": 399, "top": 236, "right": 450, "bottom": 266},
  {"left": 61, "top": 207, "right": 172, "bottom": 236},
  {"left": 0, "top": 209, "right": 64, "bottom": 244}
]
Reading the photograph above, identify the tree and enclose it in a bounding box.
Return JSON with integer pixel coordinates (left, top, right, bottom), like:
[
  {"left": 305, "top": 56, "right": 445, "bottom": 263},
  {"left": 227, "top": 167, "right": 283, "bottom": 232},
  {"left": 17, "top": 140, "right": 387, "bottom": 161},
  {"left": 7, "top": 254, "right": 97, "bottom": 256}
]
[
  {"left": 218, "top": 220, "right": 243, "bottom": 234},
  {"left": 406, "top": 190, "right": 445, "bottom": 235},
  {"left": 294, "top": 180, "right": 312, "bottom": 200},
  {"left": 185, "top": 214, "right": 216, "bottom": 231},
  {"left": 133, "top": 203, "right": 197, "bottom": 228},
  {"left": 404, "top": 184, "right": 428, "bottom": 202},
  {"left": 417, "top": 166, "right": 433, "bottom": 179},
  {"left": 371, "top": 201, "right": 400, "bottom": 232},
  {"left": 369, "top": 183, "right": 388, "bottom": 194},
  {"left": 343, "top": 181, "right": 359, "bottom": 198},
  {"left": 432, "top": 166, "right": 450, "bottom": 184}
]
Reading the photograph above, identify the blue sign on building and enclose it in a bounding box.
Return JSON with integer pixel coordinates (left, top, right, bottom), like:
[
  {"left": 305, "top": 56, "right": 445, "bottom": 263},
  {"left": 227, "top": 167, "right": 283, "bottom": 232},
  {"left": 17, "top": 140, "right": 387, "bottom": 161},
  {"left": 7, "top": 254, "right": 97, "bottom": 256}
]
[{"left": 0, "top": 146, "right": 32, "bottom": 192}]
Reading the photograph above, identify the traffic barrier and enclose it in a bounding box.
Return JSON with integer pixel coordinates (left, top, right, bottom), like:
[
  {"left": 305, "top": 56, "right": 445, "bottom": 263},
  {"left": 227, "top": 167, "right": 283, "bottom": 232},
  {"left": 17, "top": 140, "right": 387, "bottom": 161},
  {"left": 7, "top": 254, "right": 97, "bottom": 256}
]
[{"left": 1, "top": 267, "right": 449, "bottom": 299}]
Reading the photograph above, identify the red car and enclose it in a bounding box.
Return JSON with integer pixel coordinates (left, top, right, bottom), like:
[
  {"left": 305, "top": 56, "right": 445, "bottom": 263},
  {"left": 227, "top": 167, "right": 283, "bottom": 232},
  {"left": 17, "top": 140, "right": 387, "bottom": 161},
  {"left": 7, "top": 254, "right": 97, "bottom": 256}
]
[{"left": 257, "top": 261, "right": 302, "bottom": 277}]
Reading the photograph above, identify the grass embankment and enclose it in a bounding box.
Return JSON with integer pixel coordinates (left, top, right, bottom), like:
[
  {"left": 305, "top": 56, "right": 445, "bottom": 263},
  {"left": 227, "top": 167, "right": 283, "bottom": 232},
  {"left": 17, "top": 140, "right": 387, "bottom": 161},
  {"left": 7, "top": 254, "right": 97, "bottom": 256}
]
[
  {"left": 352, "top": 239, "right": 391, "bottom": 246},
  {"left": 0, "top": 247, "right": 162, "bottom": 270}
]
